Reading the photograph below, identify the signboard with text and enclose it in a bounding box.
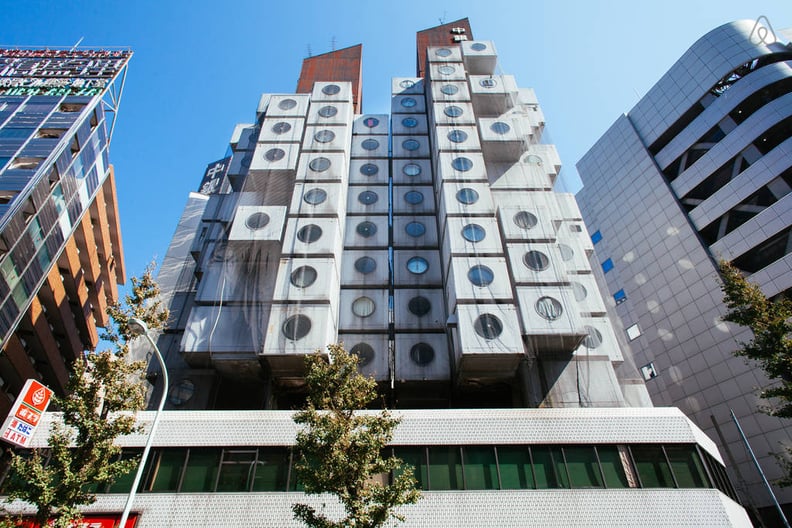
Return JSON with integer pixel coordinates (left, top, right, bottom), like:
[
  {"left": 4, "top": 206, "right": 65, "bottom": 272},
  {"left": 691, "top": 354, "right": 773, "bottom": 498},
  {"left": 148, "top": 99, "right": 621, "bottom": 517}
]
[
  {"left": 17, "top": 513, "right": 138, "bottom": 527},
  {"left": 0, "top": 379, "right": 53, "bottom": 447}
]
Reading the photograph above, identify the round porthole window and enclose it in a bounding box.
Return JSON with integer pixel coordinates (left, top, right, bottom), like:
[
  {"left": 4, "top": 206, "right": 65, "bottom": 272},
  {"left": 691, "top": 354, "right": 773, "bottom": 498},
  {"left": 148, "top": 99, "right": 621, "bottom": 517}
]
[
  {"left": 403, "top": 163, "right": 422, "bottom": 177},
  {"left": 410, "top": 343, "right": 435, "bottom": 365},
  {"left": 491, "top": 122, "right": 510, "bottom": 134},
  {"left": 282, "top": 314, "right": 311, "bottom": 340},
  {"left": 265, "top": 148, "right": 285, "bottom": 162},
  {"left": 406, "top": 256, "right": 429, "bottom": 274},
  {"left": 405, "top": 221, "right": 426, "bottom": 237},
  {"left": 444, "top": 105, "right": 463, "bottom": 118},
  {"left": 290, "top": 266, "right": 318, "bottom": 288},
  {"left": 309, "top": 157, "right": 331, "bottom": 172},
  {"left": 408, "top": 296, "right": 431, "bottom": 316},
  {"left": 318, "top": 105, "right": 338, "bottom": 118},
  {"left": 361, "top": 138, "right": 380, "bottom": 151},
  {"left": 354, "top": 256, "right": 377, "bottom": 274},
  {"left": 351, "top": 343, "right": 375, "bottom": 366},
  {"left": 356, "top": 221, "right": 377, "bottom": 238},
  {"left": 352, "top": 296, "right": 376, "bottom": 318},
  {"left": 322, "top": 84, "right": 340, "bottom": 95},
  {"left": 358, "top": 191, "right": 378, "bottom": 205},
  {"left": 402, "top": 117, "right": 418, "bottom": 128},
  {"left": 438, "top": 65, "right": 456, "bottom": 75},
  {"left": 583, "top": 326, "right": 603, "bottom": 349},
  {"left": 168, "top": 379, "right": 195, "bottom": 406},
  {"left": 297, "top": 224, "right": 322, "bottom": 243},
  {"left": 456, "top": 187, "right": 479, "bottom": 204},
  {"left": 452, "top": 157, "right": 473, "bottom": 172},
  {"left": 435, "top": 48, "right": 452, "bottom": 57},
  {"left": 513, "top": 211, "right": 538, "bottom": 229},
  {"left": 363, "top": 116, "right": 379, "bottom": 128},
  {"left": 245, "top": 212, "right": 270, "bottom": 230},
  {"left": 558, "top": 244, "right": 574, "bottom": 262},
  {"left": 272, "top": 121, "right": 291, "bottom": 134},
  {"left": 399, "top": 79, "right": 416, "bottom": 88},
  {"left": 303, "top": 188, "right": 327, "bottom": 205},
  {"left": 461, "top": 223, "right": 486, "bottom": 242},
  {"left": 570, "top": 282, "right": 587, "bottom": 301},
  {"left": 523, "top": 250, "right": 550, "bottom": 271},
  {"left": 441, "top": 84, "right": 459, "bottom": 95},
  {"left": 402, "top": 139, "right": 421, "bottom": 151},
  {"left": 468, "top": 265, "right": 494, "bottom": 286},
  {"left": 480, "top": 78, "right": 497, "bottom": 88},
  {"left": 360, "top": 163, "right": 379, "bottom": 176},
  {"left": 471, "top": 42, "right": 487, "bottom": 51},
  {"left": 401, "top": 97, "right": 417, "bottom": 108},
  {"left": 535, "top": 296, "right": 563, "bottom": 321},
  {"left": 525, "top": 154, "right": 543, "bottom": 165},
  {"left": 278, "top": 98, "right": 297, "bottom": 110},
  {"left": 404, "top": 191, "right": 424, "bottom": 205},
  {"left": 474, "top": 314, "right": 503, "bottom": 339},
  {"left": 314, "top": 130, "right": 335, "bottom": 143},
  {"left": 447, "top": 130, "right": 468, "bottom": 143}
]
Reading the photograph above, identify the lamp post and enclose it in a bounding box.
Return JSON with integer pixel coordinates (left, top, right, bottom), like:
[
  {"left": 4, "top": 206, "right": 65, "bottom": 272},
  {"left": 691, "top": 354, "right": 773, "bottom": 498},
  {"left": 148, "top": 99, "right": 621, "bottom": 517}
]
[{"left": 118, "top": 317, "right": 169, "bottom": 528}]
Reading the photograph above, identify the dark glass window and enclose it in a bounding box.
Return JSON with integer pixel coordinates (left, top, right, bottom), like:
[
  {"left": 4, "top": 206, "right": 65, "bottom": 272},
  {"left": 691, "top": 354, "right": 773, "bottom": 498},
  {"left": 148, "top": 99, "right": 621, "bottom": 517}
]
[
  {"left": 322, "top": 84, "right": 340, "bottom": 95},
  {"left": 350, "top": 343, "right": 375, "bottom": 366},
  {"left": 358, "top": 191, "right": 379, "bottom": 205},
  {"left": 361, "top": 139, "right": 380, "bottom": 151},
  {"left": 405, "top": 221, "right": 426, "bottom": 237},
  {"left": 428, "top": 447, "right": 462, "bottom": 490},
  {"left": 181, "top": 448, "right": 221, "bottom": 492},
  {"left": 252, "top": 448, "right": 289, "bottom": 491},
  {"left": 282, "top": 315, "right": 312, "bottom": 340},
  {"left": 216, "top": 449, "right": 257, "bottom": 492},
  {"left": 597, "top": 446, "right": 629, "bottom": 488},
  {"left": 394, "top": 447, "right": 427, "bottom": 489},
  {"left": 524, "top": 250, "right": 550, "bottom": 271},
  {"left": 303, "top": 188, "right": 327, "bottom": 205},
  {"left": 317, "top": 106, "right": 337, "bottom": 118},
  {"left": 532, "top": 446, "right": 567, "bottom": 489},
  {"left": 290, "top": 266, "right": 317, "bottom": 288},
  {"left": 410, "top": 343, "right": 435, "bottom": 365},
  {"left": 404, "top": 191, "right": 424, "bottom": 205},
  {"left": 463, "top": 446, "right": 498, "bottom": 490},
  {"left": 402, "top": 117, "right": 418, "bottom": 128},
  {"left": 631, "top": 445, "right": 674, "bottom": 487},
  {"left": 408, "top": 296, "right": 431, "bottom": 316},
  {"left": 264, "top": 148, "right": 285, "bottom": 161},
  {"left": 147, "top": 450, "right": 185, "bottom": 492},
  {"left": 271, "top": 122, "right": 291, "bottom": 134},
  {"left": 564, "top": 446, "right": 603, "bottom": 488},
  {"left": 354, "top": 256, "right": 377, "bottom": 274},
  {"left": 474, "top": 314, "right": 503, "bottom": 339},
  {"left": 314, "top": 130, "right": 335, "bottom": 143},
  {"left": 665, "top": 445, "right": 709, "bottom": 488},
  {"left": 356, "top": 221, "right": 378, "bottom": 238},
  {"left": 309, "top": 157, "right": 331, "bottom": 172},
  {"left": 297, "top": 224, "right": 322, "bottom": 243},
  {"left": 360, "top": 163, "right": 379, "bottom": 176},
  {"left": 402, "top": 139, "right": 421, "bottom": 151}
]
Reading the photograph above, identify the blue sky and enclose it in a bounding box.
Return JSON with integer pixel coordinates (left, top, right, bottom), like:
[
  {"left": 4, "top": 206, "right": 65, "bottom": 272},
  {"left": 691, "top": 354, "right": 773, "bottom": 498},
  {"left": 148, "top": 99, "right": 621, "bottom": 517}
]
[{"left": 2, "top": 0, "right": 791, "bottom": 282}]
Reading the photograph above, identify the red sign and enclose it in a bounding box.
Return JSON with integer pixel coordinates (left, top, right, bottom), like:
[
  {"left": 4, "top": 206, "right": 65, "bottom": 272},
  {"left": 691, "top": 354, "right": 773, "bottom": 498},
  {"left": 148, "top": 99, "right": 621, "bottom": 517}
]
[
  {"left": 0, "top": 379, "right": 53, "bottom": 447},
  {"left": 17, "top": 513, "right": 138, "bottom": 527}
]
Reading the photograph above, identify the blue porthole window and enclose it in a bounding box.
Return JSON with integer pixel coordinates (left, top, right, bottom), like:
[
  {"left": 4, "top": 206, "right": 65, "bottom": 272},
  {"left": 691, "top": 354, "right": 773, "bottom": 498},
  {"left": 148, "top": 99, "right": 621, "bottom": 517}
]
[
  {"left": 591, "top": 230, "right": 603, "bottom": 244},
  {"left": 490, "top": 122, "right": 510, "bottom": 135},
  {"left": 303, "top": 188, "right": 327, "bottom": 205},
  {"left": 441, "top": 84, "right": 459, "bottom": 95},
  {"left": 355, "top": 257, "right": 376, "bottom": 274},
  {"left": 451, "top": 157, "right": 473, "bottom": 172},
  {"left": 322, "top": 84, "right": 340, "bottom": 95},
  {"left": 314, "top": 129, "right": 335, "bottom": 143},
  {"left": 362, "top": 116, "right": 379, "bottom": 128},
  {"left": 271, "top": 122, "right": 292, "bottom": 134},
  {"left": 264, "top": 148, "right": 285, "bottom": 162},
  {"left": 403, "top": 163, "right": 422, "bottom": 177},
  {"left": 406, "top": 256, "right": 429, "bottom": 274},
  {"left": 444, "top": 106, "right": 464, "bottom": 118},
  {"left": 356, "top": 221, "right": 378, "bottom": 238},
  {"left": 358, "top": 191, "right": 379, "bottom": 205},
  {"left": 447, "top": 130, "right": 468, "bottom": 143},
  {"left": 614, "top": 289, "right": 627, "bottom": 304},
  {"left": 404, "top": 191, "right": 424, "bottom": 205},
  {"left": 468, "top": 265, "right": 494, "bottom": 286},
  {"left": 317, "top": 106, "right": 338, "bottom": 118},
  {"left": 402, "top": 139, "right": 421, "bottom": 151},
  {"left": 435, "top": 48, "right": 452, "bottom": 57},
  {"left": 462, "top": 223, "right": 486, "bottom": 243},
  {"left": 438, "top": 65, "right": 456, "bottom": 75},
  {"left": 402, "top": 117, "right": 419, "bottom": 128},
  {"left": 471, "top": 42, "right": 487, "bottom": 51},
  {"left": 309, "top": 157, "right": 331, "bottom": 172},
  {"left": 360, "top": 163, "right": 379, "bottom": 176},
  {"left": 361, "top": 139, "right": 380, "bottom": 151},
  {"left": 405, "top": 221, "right": 426, "bottom": 237},
  {"left": 401, "top": 97, "right": 417, "bottom": 108},
  {"left": 602, "top": 258, "right": 614, "bottom": 273},
  {"left": 456, "top": 187, "right": 479, "bottom": 204}
]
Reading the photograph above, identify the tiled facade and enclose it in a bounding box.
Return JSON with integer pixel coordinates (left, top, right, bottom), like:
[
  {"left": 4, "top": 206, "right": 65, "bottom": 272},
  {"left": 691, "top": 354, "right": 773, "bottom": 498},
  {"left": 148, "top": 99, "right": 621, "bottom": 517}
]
[{"left": 576, "top": 19, "right": 792, "bottom": 523}]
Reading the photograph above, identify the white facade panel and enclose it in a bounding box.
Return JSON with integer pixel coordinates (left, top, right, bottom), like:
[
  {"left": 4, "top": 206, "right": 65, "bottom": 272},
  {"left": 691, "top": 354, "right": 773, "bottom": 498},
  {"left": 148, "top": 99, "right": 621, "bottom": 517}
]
[
  {"left": 288, "top": 182, "right": 345, "bottom": 218},
  {"left": 310, "top": 81, "right": 353, "bottom": 103},
  {"left": 352, "top": 114, "right": 389, "bottom": 135},
  {"left": 435, "top": 152, "right": 488, "bottom": 181},
  {"left": 393, "top": 185, "right": 436, "bottom": 214},
  {"left": 339, "top": 249, "right": 389, "bottom": 287},
  {"left": 344, "top": 215, "right": 389, "bottom": 248},
  {"left": 260, "top": 94, "right": 310, "bottom": 117},
  {"left": 281, "top": 217, "right": 343, "bottom": 259},
  {"left": 351, "top": 135, "right": 389, "bottom": 158},
  {"left": 296, "top": 152, "right": 349, "bottom": 183},
  {"left": 338, "top": 289, "right": 389, "bottom": 331},
  {"left": 272, "top": 257, "right": 340, "bottom": 306},
  {"left": 392, "top": 135, "right": 431, "bottom": 158},
  {"left": 258, "top": 117, "right": 306, "bottom": 143},
  {"left": 393, "top": 288, "right": 446, "bottom": 330},
  {"left": 306, "top": 102, "right": 354, "bottom": 126},
  {"left": 438, "top": 181, "right": 495, "bottom": 218},
  {"left": 302, "top": 125, "right": 351, "bottom": 153},
  {"left": 346, "top": 185, "right": 389, "bottom": 215},
  {"left": 392, "top": 159, "right": 433, "bottom": 185},
  {"left": 348, "top": 159, "right": 389, "bottom": 185},
  {"left": 392, "top": 215, "right": 439, "bottom": 248},
  {"left": 339, "top": 333, "right": 390, "bottom": 381},
  {"left": 394, "top": 332, "right": 450, "bottom": 381}
]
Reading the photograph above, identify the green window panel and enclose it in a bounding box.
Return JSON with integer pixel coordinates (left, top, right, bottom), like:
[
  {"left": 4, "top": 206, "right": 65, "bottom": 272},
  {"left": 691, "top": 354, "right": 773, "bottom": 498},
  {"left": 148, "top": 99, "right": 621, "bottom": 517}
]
[
  {"left": 665, "top": 445, "right": 709, "bottom": 488},
  {"left": 148, "top": 449, "right": 187, "bottom": 492},
  {"left": 216, "top": 449, "right": 258, "bottom": 492},
  {"left": 596, "top": 446, "right": 629, "bottom": 488},
  {"left": 394, "top": 447, "right": 427, "bottom": 490},
  {"left": 463, "top": 446, "right": 498, "bottom": 490},
  {"left": 631, "top": 445, "right": 674, "bottom": 487},
  {"left": 181, "top": 448, "right": 221, "bottom": 492},
  {"left": 427, "top": 446, "right": 462, "bottom": 490},
  {"left": 496, "top": 446, "right": 534, "bottom": 490},
  {"left": 563, "top": 446, "right": 603, "bottom": 488},
  {"left": 532, "top": 446, "right": 568, "bottom": 489},
  {"left": 252, "top": 448, "right": 289, "bottom": 492},
  {"left": 106, "top": 450, "right": 140, "bottom": 493}
]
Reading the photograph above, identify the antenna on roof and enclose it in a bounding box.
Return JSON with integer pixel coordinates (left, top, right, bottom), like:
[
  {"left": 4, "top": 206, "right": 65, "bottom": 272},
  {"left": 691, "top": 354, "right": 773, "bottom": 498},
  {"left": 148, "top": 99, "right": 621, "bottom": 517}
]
[
  {"left": 307, "top": 44, "right": 312, "bottom": 57},
  {"left": 331, "top": 36, "right": 336, "bottom": 51},
  {"left": 439, "top": 11, "right": 446, "bottom": 24},
  {"left": 70, "top": 37, "right": 84, "bottom": 52}
]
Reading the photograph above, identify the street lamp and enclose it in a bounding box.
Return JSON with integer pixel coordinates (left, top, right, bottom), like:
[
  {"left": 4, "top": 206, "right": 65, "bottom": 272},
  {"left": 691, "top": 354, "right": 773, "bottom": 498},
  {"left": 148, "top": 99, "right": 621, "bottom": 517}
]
[{"left": 118, "top": 317, "right": 168, "bottom": 528}]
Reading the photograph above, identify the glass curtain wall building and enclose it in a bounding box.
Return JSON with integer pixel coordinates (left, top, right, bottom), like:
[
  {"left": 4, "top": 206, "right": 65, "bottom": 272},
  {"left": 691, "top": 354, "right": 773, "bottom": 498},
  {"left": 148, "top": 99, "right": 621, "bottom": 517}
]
[
  {"left": 0, "top": 48, "right": 128, "bottom": 408},
  {"left": 576, "top": 19, "right": 792, "bottom": 525}
]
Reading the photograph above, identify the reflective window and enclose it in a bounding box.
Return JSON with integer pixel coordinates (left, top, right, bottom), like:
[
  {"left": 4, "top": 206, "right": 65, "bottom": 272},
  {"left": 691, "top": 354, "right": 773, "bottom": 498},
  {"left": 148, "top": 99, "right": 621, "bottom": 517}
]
[
  {"left": 181, "top": 448, "right": 221, "bottom": 492},
  {"left": 148, "top": 449, "right": 187, "bottom": 492},
  {"left": 461, "top": 224, "right": 486, "bottom": 242},
  {"left": 264, "top": 148, "right": 285, "bottom": 161},
  {"left": 480, "top": 78, "right": 497, "bottom": 88},
  {"left": 491, "top": 122, "right": 510, "bottom": 134},
  {"left": 278, "top": 98, "right": 297, "bottom": 110},
  {"left": 314, "top": 129, "right": 335, "bottom": 143},
  {"left": 468, "top": 265, "right": 494, "bottom": 286},
  {"left": 351, "top": 343, "right": 375, "bottom": 366},
  {"left": 665, "top": 445, "right": 709, "bottom": 488},
  {"left": 498, "top": 446, "right": 534, "bottom": 490},
  {"left": 452, "top": 157, "right": 473, "bottom": 172},
  {"left": 317, "top": 105, "right": 338, "bottom": 118},
  {"left": 354, "top": 256, "right": 377, "bottom": 274},
  {"left": 441, "top": 84, "right": 459, "bottom": 95},
  {"left": 471, "top": 42, "right": 487, "bottom": 51},
  {"left": 405, "top": 221, "right": 426, "bottom": 237},
  {"left": 403, "top": 163, "right": 422, "bottom": 177},
  {"left": 360, "top": 163, "right": 379, "bottom": 176},
  {"left": 252, "top": 449, "right": 290, "bottom": 491},
  {"left": 564, "top": 446, "right": 604, "bottom": 488},
  {"left": 474, "top": 314, "right": 503, "bottom": 339},
  {"left": 271, "top": 122, "right": 291, "bottom": 134},
  {"left": 362, "top": 116, "right": 379, "bottom": 127},
  {"left": 435, "top": 48, "right": 452, "bottom": 57},
  {"left": 448, "top": 130, "right": 468, "bottom": 143},
  {"left": 456, "top": 187, "right": 479, "bottom": 204},
  {"left": 464, "top": 446, "right": 498, "bottom": 490},
  {"left": 532, "top": 446, "right": 567, "bottom": 489},
  {"left": 322, "top": 84, "right": 340, "bottom": 95},
  {"left": 410, "top": 343, "right": 435, "bottom": 365},
  {"left": 352, "top": 296, "right": 376, "bottom": 318},
  {"left": 309, "top": 157, "right": 331, "bottom": 172},
  {"left": 356, "top": 221, "right": 377, "bottom": 238},
  {"left": 399, "top": 79, "right": 416, "bottom": 88},
  {"left": 402, "top": 139, "right": 421, "bottom": 151},
  {"left": 513, "top": 211, "right": 538, "bottom": 229},
  {"left": 438, "top": 65, "right": 456, "bottom": 75},
  {"left": 523, "top": 250, "right": 550, "bottom": 271},
  {"left": 245, "top": 212, "right": 270, "bottom": 230},
  {"left": 402, "top": 117, "right": 418, "bottom": 128},
  {"left": 570, "top": 282, "right": 587, "bottom": 301},
  {"left": 631, "top": 445, "right": 675, "bottom": 487},
  {"left": 525, "top": 154, "right": 543, "bottom": 165},
  {"left": 428, "top": 447, "right": 463, "bottom": 490},
  {"left": 558, "top": 244, "right": 574, "bottom": 261},
  {"left": 361, "top": 138, "right": 379, "bottom": 151},
  {"left": 303, "top": 188, "right": 327, "bottom": 205},
  {"left": 401, "top": 97, "right": 417, "bottom": 108},
  {"left": 217, "top": 449, "right": 257, "bottom": 492},
  {"left": 444, "top": 106, "right": 463, "bottom": 118},
  {"left": 282, "top": 315, "right": 312, "bottom": 340},
  {"left": 297, "top": 224, "right": 322, "bottom": 243},
  {"left": 404, "top": 191, "right": 424, "bottom": 205},
  {"left": 535, "top": 297, "right": 563, "bottom": 321},
  {"left": 358, "top": 191, "right": 379, "bottom": 205},
  {"left": 290, "top": 266, "right": 317, "bottom": 288},
  {"left": 408, "top": 296, "right": 431, "bottom": 316},
  {"left": 406, "top": 256, "right": 429, "bottom": 274},
  {"left": 583, "top": 326, "right": 603, "bottom": 349}
]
